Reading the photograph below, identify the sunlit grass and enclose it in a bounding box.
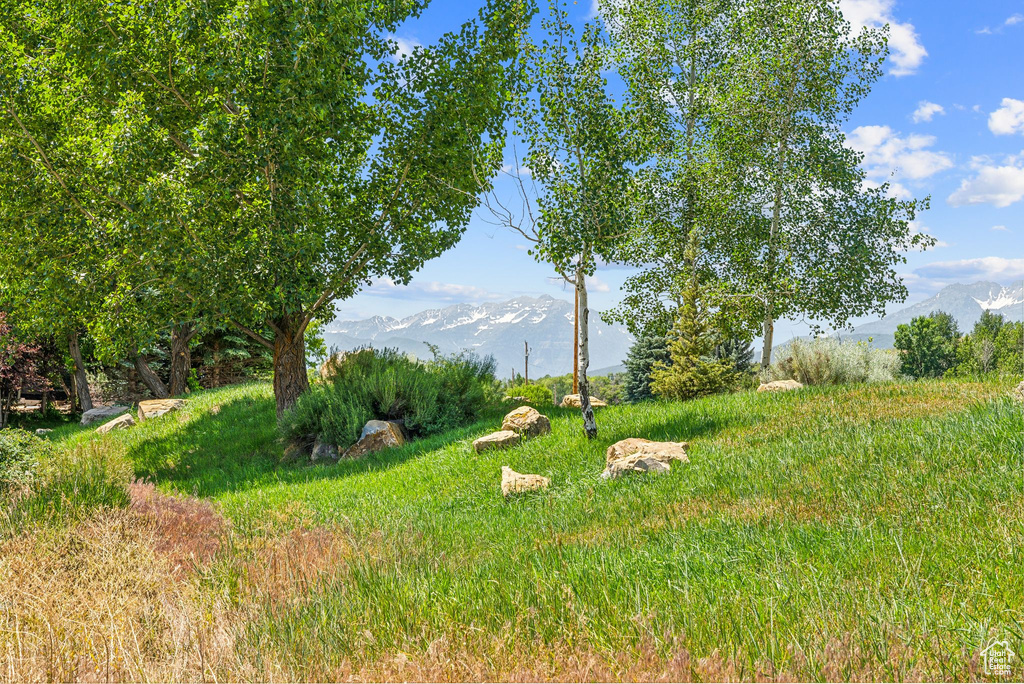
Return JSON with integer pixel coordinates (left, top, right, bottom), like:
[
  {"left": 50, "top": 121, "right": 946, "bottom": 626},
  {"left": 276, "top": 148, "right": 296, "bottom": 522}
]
[{"left": 7, "top": 376, "right": 1022, "bottom": 680}]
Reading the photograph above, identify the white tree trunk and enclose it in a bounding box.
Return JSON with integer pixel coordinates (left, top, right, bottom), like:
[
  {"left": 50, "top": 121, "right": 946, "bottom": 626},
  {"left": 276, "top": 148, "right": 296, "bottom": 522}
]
[
  {"left": 576, "top": 267, "right": 597, "bottom": 439},
  {"left": 760, "top": 314, "right": 774, "bottom": 369}
]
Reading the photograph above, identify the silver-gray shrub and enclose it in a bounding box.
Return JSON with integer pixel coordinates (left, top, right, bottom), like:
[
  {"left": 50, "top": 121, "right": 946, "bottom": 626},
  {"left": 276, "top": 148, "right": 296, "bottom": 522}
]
[{"left": 765, "top": 337, "right": 899, "bottom": 386}]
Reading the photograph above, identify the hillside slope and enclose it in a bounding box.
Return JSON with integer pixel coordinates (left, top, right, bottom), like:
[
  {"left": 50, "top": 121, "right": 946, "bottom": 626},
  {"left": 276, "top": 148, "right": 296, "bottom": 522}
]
[{"left": 4, "top": 377, "right": 1022, "bottom": 681}]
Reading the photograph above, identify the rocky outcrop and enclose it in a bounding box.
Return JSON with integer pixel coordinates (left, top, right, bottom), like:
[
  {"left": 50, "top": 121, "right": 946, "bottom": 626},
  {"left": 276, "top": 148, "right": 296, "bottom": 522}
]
[
  {"left": 757, "top": 379, "right": 804, "bottom": 393},
  {"left": 501, "top": 406, "right": 551, "bottom": 438},
  {"left": 344, "top": 420, "right": 405, "bottom": 459},
  {"left": 473, "top": 430, "right": 521, "bottom": 453},
  {"left": 137, "top": 398, "right": 187, "bottom": 421},
  {"left": 559, "top": 394, "right": 608, "bottom": 409},
  {"left": 80, "top": 405, "right": 129, "bottom": 426},
  {"left": 96, "top": 413, "right": 136, "bottom": 434},
  {"left": 602, "top": 438, "right": 690, "bottom": 479},
  {"left": 501, "top": 466, "right": 550, "bottom": 497}
]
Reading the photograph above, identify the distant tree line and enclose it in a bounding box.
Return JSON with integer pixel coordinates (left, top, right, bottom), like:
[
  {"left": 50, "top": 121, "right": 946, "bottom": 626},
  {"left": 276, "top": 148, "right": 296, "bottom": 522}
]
[{"left": 895, "top": 310, "right": 1023, "bottom": 379}]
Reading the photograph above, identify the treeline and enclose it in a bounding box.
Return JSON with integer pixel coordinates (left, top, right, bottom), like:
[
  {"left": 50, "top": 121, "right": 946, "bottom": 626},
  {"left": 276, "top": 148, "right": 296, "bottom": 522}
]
[
  {"left": 1, "top": 0, "right": 927, "bottom": 440},
  {"left": 895, "top": 311, "right": 1023, "bottom": 379}
]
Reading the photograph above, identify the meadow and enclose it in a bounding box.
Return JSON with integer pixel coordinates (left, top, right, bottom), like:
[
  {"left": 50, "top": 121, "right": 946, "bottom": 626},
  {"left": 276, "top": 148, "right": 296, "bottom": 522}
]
[{"left": 2, "top": 377, "right": 1022, "bottom": 681}]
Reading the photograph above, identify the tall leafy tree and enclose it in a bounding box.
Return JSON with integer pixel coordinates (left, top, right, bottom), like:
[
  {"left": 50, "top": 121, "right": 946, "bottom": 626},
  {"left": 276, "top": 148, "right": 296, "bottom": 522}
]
[
  {"left": 488, "top": 1, "right": 632, "bottom": 438},
  {"left": 894, "top": 311, "right": 960, "bottom": 379},
  {"left": 0, "top": 0, "right": 530, "bottom": 415},
  {"left": 717, "top": 0, "right": 929, "bottom": 366}
]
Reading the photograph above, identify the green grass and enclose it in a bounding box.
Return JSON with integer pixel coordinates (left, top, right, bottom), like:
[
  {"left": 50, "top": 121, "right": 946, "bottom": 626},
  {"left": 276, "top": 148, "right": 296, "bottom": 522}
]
[{"left": 27, "top": 377, "right": 1024, "bottom": 679}]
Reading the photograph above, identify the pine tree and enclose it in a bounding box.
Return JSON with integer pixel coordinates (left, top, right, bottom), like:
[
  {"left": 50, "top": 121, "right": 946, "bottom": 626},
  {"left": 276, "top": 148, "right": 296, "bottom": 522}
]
[
  {"left": 650, "top": 232, "right": 733, "bottom": 401},
  {"left": 624, "top": 331, "right": 669, "bottom": 402}
]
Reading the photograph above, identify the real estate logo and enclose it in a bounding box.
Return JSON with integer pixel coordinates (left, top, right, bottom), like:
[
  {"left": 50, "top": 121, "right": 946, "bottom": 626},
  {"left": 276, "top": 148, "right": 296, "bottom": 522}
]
[{"left": 982, "top": 638, "right": 1016, "bottom": 678}]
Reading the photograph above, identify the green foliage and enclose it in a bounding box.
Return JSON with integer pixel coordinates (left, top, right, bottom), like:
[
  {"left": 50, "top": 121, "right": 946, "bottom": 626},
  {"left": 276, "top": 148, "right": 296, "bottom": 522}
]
[
  {"left": 894, "top": 311, "right": 960, "bottom": 379},
  {"left": 950, "top": 312, "right": 1022, "bottom": 377},
  {"left": 624, "top": 331, "right": 669, "bottom": 402},
  {"left": 505, "top": 383, "right": 554, "bottom": 406},
  {"left": 767, "top": 337, "right": 899, "bottom": 386},
  {"left": 281, "top": 348, "right": 497, "bottom": 449},
  {"left": 0, "top": 428, "right": 51, "bottom": 494}
]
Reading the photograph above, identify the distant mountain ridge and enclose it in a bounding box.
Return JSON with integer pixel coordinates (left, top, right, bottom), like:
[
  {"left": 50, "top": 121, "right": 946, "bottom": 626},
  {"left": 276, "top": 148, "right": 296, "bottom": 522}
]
[
  {"left": 786, "top": 280, "right": 1024, "bottom": 350},
  {"left": 324, "top": 295, "right": 634, "bottom": 378}
]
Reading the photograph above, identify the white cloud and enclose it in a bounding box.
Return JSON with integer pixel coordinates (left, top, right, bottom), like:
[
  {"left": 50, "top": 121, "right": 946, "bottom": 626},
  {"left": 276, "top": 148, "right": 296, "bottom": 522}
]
[
  {"left": 363, "top": 277, "right": 503, "bottom": 302},
  {"left": 915, "top": 257, "right": 1024, "bottom": 282},
  {"left": 840, "top": 0, "right": 927, "bottom": 76},
  {"left": 911, "top": 101, "right": 944, "bottom": 123},
  {"left": 586, "top": 274, "right": 611, "bottom": 292},
  {"left": 947, "top": 153, "right": 1024, "bottom": 208},
  {"left": 387, "top": 35, "right": 422, "bottom": 62},
  {"left": 991, "top": 225, "right": 1009, "bottom": 231},
  {"left": 847, "top": 125, "right": 953, "bottom": 180},
  {"left": 500, "top": 163, "right": 532, "bottom": 178},
  {"left": 862, "top": 178, "right": 912, "bottom": 200},
  {"left": 1007, "top": 13, "right": 1024, "bottom": 26},
  {"left": 976, "top": 13, "right": 1023, "bottom": 34},
  {"left": 988, "top": 98, "right": 1024, "bottom": 136}
]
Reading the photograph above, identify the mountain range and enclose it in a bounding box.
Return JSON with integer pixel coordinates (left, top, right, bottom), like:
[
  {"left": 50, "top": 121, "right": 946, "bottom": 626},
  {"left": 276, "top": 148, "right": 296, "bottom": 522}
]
[
  {"left": 822, "top": 280, "right": 1024, "bottom": 349},
  {"left": 324, "top": 281, "right": 1024, "bottom": 377},
  {"left": 323, "top": 295, "right": 634, "bottom": 379}
]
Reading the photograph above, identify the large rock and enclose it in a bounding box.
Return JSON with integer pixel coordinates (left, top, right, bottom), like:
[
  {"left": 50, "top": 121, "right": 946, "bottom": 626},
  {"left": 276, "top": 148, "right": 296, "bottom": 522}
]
[
  {"left": 1015, "top": 380, "right": 1024, "bottom": 401},
  {"left": 501, "top": 466, "right": 550, "bottom": 497},
  {"left": 344, "top": 420, "right": 406, "bottom": 459},
  {"left": 501, "top": 406, "right": 551, "bottom": 438},
  {"left": 757, "top": 379, "right": 804, "bottom": 393},
  {"left": 559, "top": 393, "right": 608, "bottom": 409},
  {"left": 602, "top": 438, "right": 690, "bottom": 479},
  {"left": 473, "top": 430, "right": 521, "bottom": 453},
  {"left": 137, "top": 398, "right": 187, "bottom": 421},
  {"left": 96, "top": 413, "right": 136, "bottom": 434},
  {"left": 80, "top": 405, "right": 129, "bottom": 426}
]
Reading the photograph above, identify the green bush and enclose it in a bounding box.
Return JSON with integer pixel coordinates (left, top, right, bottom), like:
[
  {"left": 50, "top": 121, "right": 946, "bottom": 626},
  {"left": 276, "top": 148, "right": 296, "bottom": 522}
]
[
  {"left": 894, "top": 311, "right": 960, "bottom": 378},
  {"left": 281, "top": 348, "right": 497, "bottom": 449},
  {"left": 766, "top": 337, "right": 898, "bottom": 386},
  {"left": 504, "top": 383, "right": 554, "bottom": 406},
  {"left": 0, "top": 428, "right": 50, "bottom": 494}
]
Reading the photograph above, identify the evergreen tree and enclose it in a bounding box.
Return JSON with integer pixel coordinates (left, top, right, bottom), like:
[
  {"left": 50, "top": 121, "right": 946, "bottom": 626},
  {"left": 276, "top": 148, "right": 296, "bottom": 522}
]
[
  {"left": 624, "top": 332, "right": 669, "bottom": 402},
  {"left": 649, "top": 232, "right": 733, "bottom": 401}
]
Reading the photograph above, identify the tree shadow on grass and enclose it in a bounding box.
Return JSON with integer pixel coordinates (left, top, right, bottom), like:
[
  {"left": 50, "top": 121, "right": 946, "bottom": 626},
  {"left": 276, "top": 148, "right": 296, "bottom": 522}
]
[{"left": 125, "top": 394, "right": 502, "bottom": 499}]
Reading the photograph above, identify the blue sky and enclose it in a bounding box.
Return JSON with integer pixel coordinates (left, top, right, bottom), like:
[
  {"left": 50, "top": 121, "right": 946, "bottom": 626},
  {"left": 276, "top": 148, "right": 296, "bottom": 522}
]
[{"left": 336, "top": 0, "right": 1024, "bottom": 335}]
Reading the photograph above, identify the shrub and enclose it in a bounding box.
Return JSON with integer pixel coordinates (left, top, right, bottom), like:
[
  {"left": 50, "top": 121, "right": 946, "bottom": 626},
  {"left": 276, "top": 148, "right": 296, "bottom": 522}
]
[
  {"left": 281, "top": 348, "right": 497, "bottom": 449},
  {"left": 504, "top": 383, "right": 554, "bottom": 406},
  {"left": 766, "top": 337, "right": 898, "bottom": 386},
  {"left": 0, "top": 428, "right": 50, "bottom": 494},
  {"left": 894, "top": 311, "right": 960, "bottom": 379}
]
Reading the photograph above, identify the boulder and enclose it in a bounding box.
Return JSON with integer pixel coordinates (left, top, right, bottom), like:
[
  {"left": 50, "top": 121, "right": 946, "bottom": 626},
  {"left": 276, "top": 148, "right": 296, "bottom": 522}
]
[
  {"left": 311, "top": 438, "right": 340, "bottom": 462},
  {"left": 602, "top": 437, "right": 690, "bottom": 479},
  {"left": 80, "top": 405, "right": 129, "bottom": 426},
  {"left": 472, "top": 430, "right": 521, "bottom": 453},
  {"left": 559, "top": 394, "right": 608, "bottom": 409},
  {"left": 344, "top": 420, "right": 406, "bottom": 459},
  {"left": 137, "top": 398, "right": 187, "bottom": 422},
  {"left": 1015, "top": 380, "right": 1024, "bottom": 401},
  {"left": 96, "top": 413, "right": 136, "bottom": 434},
  {"left": 757, "top": 379, "right": 804, "bottom": 393},
  {"left": 501, "top": 466, "right": 550, "bottom": 497},
  {"left": 501, "top": 406, "right": 551, "bottom": 438},
  {"left": 34, "top": 428, "right": 52, "bottom": 436}
]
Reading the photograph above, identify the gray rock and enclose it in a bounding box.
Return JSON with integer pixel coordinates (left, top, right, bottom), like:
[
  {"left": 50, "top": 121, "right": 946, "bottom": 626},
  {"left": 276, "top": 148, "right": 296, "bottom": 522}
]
[
  {"left": 602, "top": 438, "right": 690, "bottom": 479},
  {"left": 311, "top": 439, "right": 340, "bottom": 462},
  {"left": 80, "top": 405, "right": 129, "bottom": 426},
  {"left": 34, "top": 428, "right": 52, "bottom": 436}
]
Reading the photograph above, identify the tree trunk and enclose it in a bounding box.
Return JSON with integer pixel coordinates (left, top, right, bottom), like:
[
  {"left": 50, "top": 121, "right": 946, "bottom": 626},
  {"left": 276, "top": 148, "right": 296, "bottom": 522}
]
[
  {"left": 133, "top": 351, "right": 169, "bottom": 399},
  {"left": 760, "top": 314, "right": 775, "bottom": 369},
  {"left": 67, "top": 332, "right": 93, "bottom": 412},
  {"left": 168, "top": 324, "right": 196, "bottom": 396},
  {"left": 576, "top": 268, "right": 597, "bottom": 440},
  {"left": 272, "top": 315, "right": 309, "bottom": 418},
  {"left": 41, "top": 390, "right": 49, "bottom": 416}
]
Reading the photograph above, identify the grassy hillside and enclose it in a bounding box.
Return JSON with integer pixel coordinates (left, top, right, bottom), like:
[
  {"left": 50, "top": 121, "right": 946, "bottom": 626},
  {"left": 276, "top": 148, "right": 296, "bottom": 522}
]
[{"left": 3, "top": 377, "right": 1022, "bottom": 681}]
